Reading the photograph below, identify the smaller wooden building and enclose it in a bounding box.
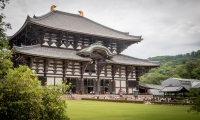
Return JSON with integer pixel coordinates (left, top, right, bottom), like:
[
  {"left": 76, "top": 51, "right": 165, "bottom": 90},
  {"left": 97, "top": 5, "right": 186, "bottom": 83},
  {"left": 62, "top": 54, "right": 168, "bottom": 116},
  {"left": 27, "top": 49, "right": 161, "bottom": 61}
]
[
  {"left": 160, "top": 86, "right": 189, "bottom": 97},
  {"left": 162, "top": 78, "right": 200, "bottom": 90}
]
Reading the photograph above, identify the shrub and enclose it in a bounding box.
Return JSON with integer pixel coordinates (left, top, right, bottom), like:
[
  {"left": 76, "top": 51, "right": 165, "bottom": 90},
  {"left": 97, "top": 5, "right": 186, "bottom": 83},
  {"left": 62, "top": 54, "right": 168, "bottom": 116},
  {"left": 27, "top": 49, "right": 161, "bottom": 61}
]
[
  {"left": 188, "top": 97, "right": 200, "bottom": 114},
  {"left": 0, "top": 66, "right": 70, "bottom": 120}
]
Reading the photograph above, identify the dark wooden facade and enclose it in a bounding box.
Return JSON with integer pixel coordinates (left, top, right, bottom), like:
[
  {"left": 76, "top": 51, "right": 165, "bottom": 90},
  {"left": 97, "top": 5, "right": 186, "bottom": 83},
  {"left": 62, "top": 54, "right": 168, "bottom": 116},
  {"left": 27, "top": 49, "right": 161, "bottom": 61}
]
[{"left": 10, "top": 10, "right": 160, "bottom": 94}]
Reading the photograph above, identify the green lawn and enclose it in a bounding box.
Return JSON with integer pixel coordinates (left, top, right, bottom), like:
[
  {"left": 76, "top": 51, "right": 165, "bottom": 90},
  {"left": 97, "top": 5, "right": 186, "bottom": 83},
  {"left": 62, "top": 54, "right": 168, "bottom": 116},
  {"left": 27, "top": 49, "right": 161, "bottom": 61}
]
[{"left": 66, "top": 100, "right": 200, "bottom": 120}]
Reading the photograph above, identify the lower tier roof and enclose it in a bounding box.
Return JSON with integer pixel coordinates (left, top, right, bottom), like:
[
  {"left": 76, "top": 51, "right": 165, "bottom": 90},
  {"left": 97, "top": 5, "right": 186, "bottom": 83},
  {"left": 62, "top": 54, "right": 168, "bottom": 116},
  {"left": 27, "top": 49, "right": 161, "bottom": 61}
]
[{"left": 12, "top": 45, "right": 160, "bottom": 66}]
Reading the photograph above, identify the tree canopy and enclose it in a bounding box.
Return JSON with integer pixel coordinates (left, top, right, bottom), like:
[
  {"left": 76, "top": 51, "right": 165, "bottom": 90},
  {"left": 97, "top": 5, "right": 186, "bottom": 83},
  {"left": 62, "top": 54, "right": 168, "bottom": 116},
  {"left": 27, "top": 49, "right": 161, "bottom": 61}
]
[
  {"left": 0, "top": 66, "right": 70, "bottom": 120},
  {"left": 141, "top": 50, "right": 200, "bottom": 84}
]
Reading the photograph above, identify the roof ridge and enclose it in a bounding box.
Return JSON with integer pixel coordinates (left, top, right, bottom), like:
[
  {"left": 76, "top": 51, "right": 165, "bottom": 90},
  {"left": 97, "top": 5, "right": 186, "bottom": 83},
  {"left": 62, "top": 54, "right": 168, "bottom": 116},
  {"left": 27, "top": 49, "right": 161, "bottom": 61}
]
[
  {"left": 81, "top": 15, "right": 141, "bottom": 38},
  {"left": 30, "top": 10, "right": 141, "bottom": 39},
  {"left": 55, "top": 11, "right": 138, "bottom": 36},
  {"left": 169, "top": 78, "right": 196, "bottom": 81},
  {"left": 30, "top": 11, "right": 53, "bottom": 21}
]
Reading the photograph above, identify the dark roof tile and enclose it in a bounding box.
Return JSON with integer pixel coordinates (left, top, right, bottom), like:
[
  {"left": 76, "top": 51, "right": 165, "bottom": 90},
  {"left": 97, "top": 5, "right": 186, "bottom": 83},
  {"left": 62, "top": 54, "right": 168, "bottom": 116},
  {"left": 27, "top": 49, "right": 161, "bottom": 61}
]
[
  {"left": 29, "top": 11, "right": 142, "bottom": 41},
  {"left": 108, "top": 54, "right": 160, "bottom": 66},
  {"left": 12, "top": 45, "right": 91, "bottom": 61}
]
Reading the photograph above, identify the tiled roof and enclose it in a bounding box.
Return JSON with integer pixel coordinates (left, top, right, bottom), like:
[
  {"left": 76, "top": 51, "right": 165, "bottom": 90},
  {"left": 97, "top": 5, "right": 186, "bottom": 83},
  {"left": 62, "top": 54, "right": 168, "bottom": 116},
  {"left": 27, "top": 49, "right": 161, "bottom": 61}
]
[
  {"left": 139, "top": 83, "right": 164, "bottom": 95},
  {"left": 108, "top": 54, "right": 160, "bottom": 66},
  {"left": 12, "top": 45, "right": 160, "bottom": 66},
  {"left": 28, "top": 11, "right": 142, "bottom": 41},
  {"left": 191, "top": 80, "right": 200, "bottom": 87},
  {"left": 165, "top": 78, "right": 196, "bottom": 82},
  {"left": 146, "top": 84, "right": 164, "bottom": 90},
  {"left": 139, "top": 82, "right": 164, "bottom": 90},
  {"left": 160, "top": 86, "right": 189, "bottom": 92},
  {"left": 192, "top": 83, "right": 200, "bottom": 88},
  {"left": 139, "top": 82, "right": 151, "bottom": 89},
  {"left": 148, "top": 89, "right": 163, "bottom": 96},
  {"left": 12, "top": 45, "right": 90, "bottom": 61}
]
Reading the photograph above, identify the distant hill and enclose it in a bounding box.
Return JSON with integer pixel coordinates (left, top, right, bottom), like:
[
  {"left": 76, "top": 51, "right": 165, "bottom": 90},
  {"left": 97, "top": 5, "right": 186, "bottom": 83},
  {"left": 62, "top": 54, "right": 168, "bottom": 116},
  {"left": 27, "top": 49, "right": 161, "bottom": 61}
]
[{"left": 140, "top": 50, "right": 200, "bottom": 84}]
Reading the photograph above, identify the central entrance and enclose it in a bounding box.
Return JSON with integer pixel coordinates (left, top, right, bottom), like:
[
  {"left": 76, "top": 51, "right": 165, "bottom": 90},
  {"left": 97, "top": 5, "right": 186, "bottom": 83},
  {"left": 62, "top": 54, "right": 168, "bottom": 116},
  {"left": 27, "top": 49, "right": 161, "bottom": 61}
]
[
  {"left": 100, "top": 79, "right": 110, "bottom": 94},
  {"left": 88, "top": 87, "right": 93, "bottom": 94},
  {"left": 84, "top": 79, "right": 95, "bottom": 94}
]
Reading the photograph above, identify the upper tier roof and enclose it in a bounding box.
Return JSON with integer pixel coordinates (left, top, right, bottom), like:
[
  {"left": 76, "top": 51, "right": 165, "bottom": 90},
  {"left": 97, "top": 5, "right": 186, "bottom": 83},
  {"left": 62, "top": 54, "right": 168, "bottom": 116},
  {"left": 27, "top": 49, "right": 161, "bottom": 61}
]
[{"left": 14, "top": 10, "right": 142, "bottom": 41}]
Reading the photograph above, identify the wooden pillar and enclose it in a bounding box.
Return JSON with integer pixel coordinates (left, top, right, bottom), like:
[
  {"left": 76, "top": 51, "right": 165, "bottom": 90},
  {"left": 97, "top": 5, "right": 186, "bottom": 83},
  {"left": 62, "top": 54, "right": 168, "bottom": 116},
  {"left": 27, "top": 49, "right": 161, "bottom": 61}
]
[
  {"left": 96, "top": 62, "right": 100, "bottom": 94},
  {"left": 80, "top": 79, "right": 84, "bottom": 94},
  {"left": 135, "top": 67, "right": 139, "bottom": 90},
  {"left": 111, "top": 65, "right": 115, "bottom": 93},
  {"left": 109, "top": 80, "right": 112, "bottom": 93},
  {"left": 112, "top": 80, "right": 115, "bottom": 93},
  {"left": 80, "top": 62, "right": 84, "bottom": 94},
  {"left": 76, "top": 78, "right": 79, "bottom": 94},
  {"left": 96, "top": 77, "right": 100, "bottom": 94},
  {"left": 42, "top": 59, "right": 47, "bottom": 85},
  {"left": 125, "top": 66, "right": 128, "bottom": 94},
  {"left": 86, "top": 79, "right": 88, "bottom": 94},
  {"left": 28, "top": 57, "right": 33, "bottom": 68},
  {"left": 62, "top": 60, "right": 66, "bottom": 82}
]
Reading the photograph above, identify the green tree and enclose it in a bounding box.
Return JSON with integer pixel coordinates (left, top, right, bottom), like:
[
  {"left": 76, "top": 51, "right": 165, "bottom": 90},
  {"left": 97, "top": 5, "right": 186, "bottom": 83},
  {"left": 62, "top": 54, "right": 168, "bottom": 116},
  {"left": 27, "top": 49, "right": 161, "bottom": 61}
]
[
  {"left": 0, "top": 66, "right": 43, "bottom": 119},
  {"left": 187, "top": 90, "right": 200, "bottom": 114},
  {"left": 185, "top": 61, "right": 198, "bottom": 78},
  {"left": 0, "top": 36, "right": 13, "bottom": 79},
  {"left": 0, "top": 0, "right": 12, "bottom": 79},
  {"left": 197, "top": 50, "right": 200, "bottom": 58},
  {"left": 140, "top": 72, "right": 168, "bottom": 85},
  {"left": 192, "top": 67, "right": 200, "bottom": 79},
  {"left": 175, "top": 65, "right": 190, "bottom": 78},
  {"left": 144, "top": 51, "right": 200, "bottom": 84},
  {"left": 171, "top": 74, "right": 181, "bottom": 78},
  {"left": 0, "top": 66, "right": 70, "bottom": 120}
]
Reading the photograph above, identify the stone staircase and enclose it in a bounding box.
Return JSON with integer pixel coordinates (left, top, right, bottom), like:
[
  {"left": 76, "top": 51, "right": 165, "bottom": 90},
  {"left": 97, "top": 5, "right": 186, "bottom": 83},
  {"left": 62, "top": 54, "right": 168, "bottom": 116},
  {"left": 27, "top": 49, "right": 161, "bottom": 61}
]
[{"left": 62, "top": 94, "right": 153, "bottom": 101}]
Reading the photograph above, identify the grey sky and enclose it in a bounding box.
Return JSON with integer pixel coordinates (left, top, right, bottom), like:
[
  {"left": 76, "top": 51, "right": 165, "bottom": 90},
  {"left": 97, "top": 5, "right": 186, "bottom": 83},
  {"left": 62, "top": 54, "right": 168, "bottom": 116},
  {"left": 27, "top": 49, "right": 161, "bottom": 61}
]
[{"left": 2, "top": 0, "right": 200, "bottom": 59}]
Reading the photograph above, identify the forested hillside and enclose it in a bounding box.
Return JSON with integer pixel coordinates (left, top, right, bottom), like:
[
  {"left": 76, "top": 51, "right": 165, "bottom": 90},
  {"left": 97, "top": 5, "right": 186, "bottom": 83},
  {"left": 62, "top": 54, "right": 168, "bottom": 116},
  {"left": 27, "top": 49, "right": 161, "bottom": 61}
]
[{"left": 140, "top": 50, "right": 200, "bottom": 84}]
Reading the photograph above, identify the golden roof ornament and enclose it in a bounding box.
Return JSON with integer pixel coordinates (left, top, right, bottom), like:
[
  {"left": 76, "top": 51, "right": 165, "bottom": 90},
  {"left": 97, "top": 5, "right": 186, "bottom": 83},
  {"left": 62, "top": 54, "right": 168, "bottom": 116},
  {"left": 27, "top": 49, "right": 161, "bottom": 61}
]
[
  {"left": 51, "top": 5, "right": 56, "bottom": 11},
  {"left": 78, "top": 11, "right": 84, "bottom": 17}
]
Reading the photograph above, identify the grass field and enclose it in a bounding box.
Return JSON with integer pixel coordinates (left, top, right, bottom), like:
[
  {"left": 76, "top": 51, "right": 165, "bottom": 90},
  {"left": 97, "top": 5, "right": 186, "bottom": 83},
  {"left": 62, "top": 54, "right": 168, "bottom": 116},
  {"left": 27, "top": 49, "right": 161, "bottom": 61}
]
[{"left": 66, "top": 100, "right": 200, "bottom": 120}]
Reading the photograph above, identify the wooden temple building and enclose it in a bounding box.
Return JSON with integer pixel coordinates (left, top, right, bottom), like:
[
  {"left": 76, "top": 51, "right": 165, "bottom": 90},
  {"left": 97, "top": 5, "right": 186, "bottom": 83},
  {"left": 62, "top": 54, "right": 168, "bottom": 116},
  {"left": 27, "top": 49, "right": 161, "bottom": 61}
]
[{"left": 9, "top": 6, "right": 160, "bottom": 94}]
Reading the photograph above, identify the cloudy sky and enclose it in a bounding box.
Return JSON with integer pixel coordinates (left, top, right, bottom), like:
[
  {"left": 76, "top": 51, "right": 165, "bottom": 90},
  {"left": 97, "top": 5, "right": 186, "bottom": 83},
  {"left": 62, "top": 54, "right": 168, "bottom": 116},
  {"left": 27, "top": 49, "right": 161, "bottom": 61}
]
[{"left": 2, "top": 0, "right": 200, "bottom": 59}]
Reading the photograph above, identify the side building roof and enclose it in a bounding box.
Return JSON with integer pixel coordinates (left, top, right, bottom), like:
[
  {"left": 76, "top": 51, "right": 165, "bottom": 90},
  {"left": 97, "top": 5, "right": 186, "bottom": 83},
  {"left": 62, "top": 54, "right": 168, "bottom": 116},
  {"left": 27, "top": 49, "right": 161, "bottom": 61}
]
[
  {"left": 162, "top": 78, "right": 200, "bottom": 86},
  {"left": 12, "top": 45, "right": 160, "bottom": 66},
  {"left": 163, "top": 78, "right": 196, "bottom": 82},
  {"left": 139, "top": 82, "right": 164, "bottom": 90},
  {"left": 160, "top": 86, "right": 189, "bottom": 92},
  {"left": 11, "top": 10, "right": 142, "bottom": 41},
  {"left": 191, "top": 80, "right": 200, "bottom": 88},
  {"left": 192, "top": 83, "right": 200, "bottom": 89}
]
